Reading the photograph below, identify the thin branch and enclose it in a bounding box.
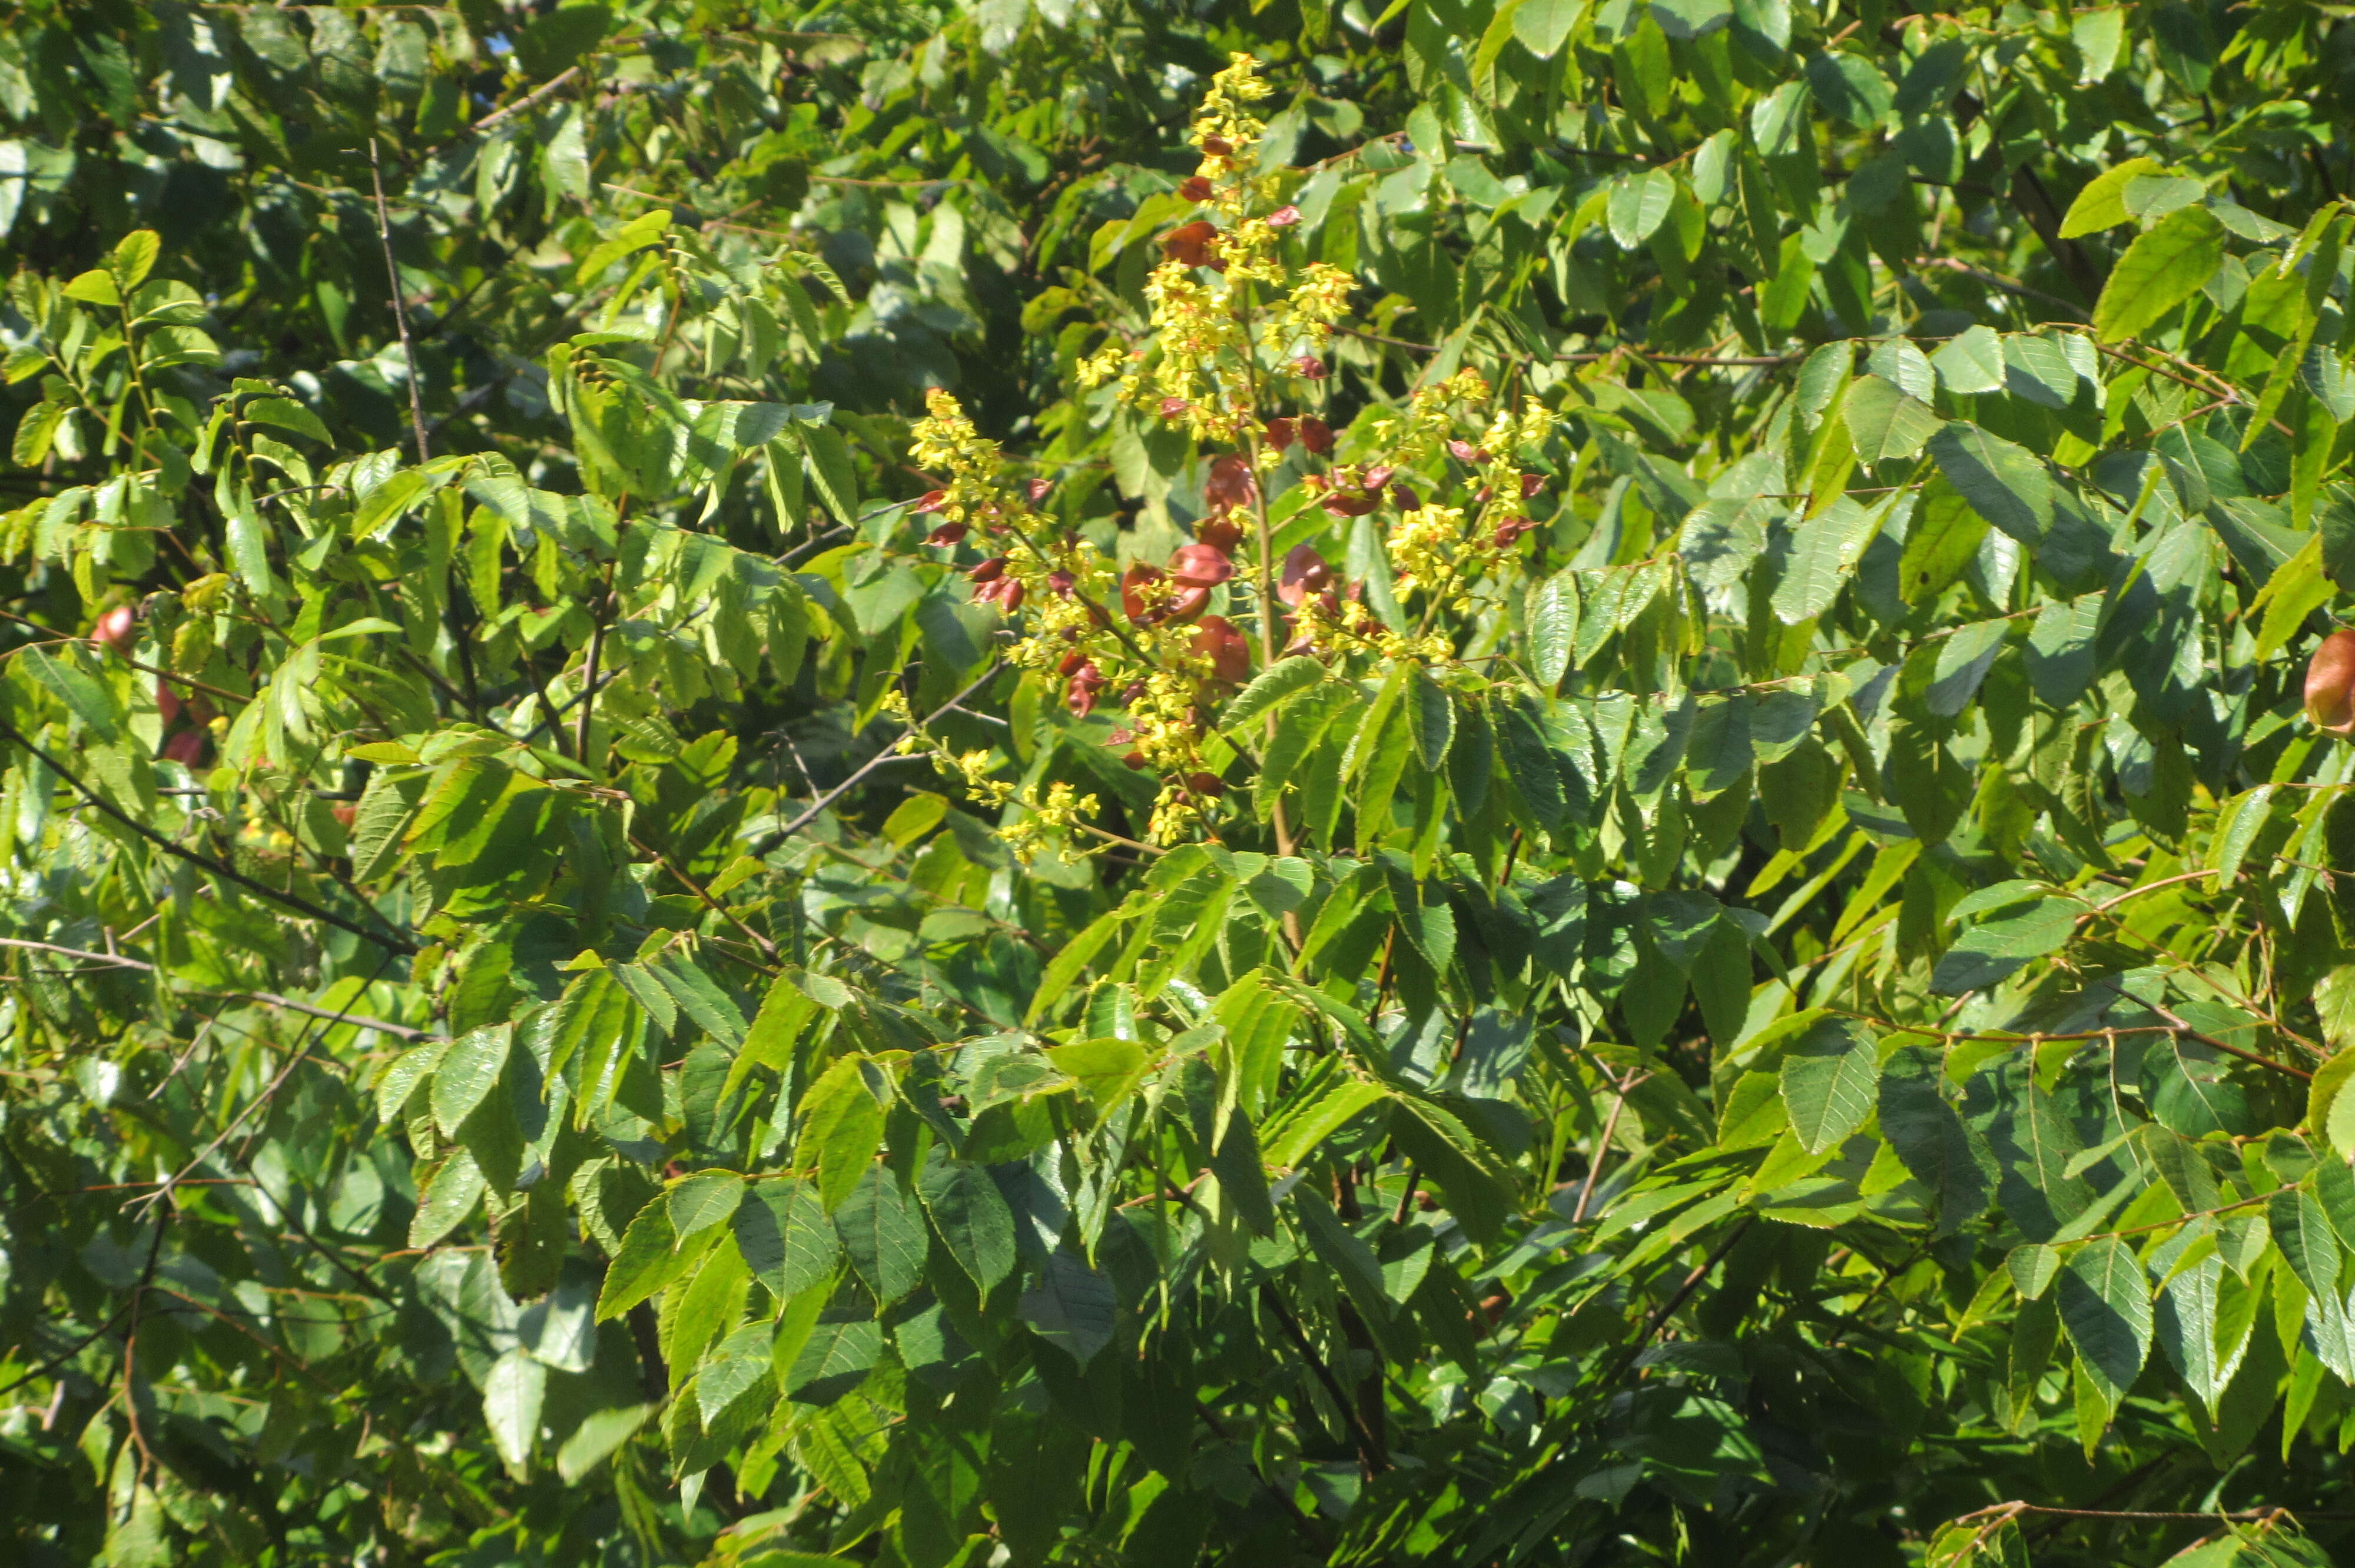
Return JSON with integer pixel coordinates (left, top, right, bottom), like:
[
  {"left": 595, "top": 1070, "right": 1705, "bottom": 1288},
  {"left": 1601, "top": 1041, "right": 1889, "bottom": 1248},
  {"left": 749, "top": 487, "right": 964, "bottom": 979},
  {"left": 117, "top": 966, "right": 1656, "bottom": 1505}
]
[
  {"left": 751, "top": 661, "right": 1004, "bottom": 854},
  {"left": 1258, "top": 1281, "right": 1389, "bottom": 1474},
  {"left": 0, "top": 719, "right": 415, "bottom": 954},
  {"left": 0, "top": 937, "right": 433, "bottom": 1040},
  {"left": 369, "top": 138, "right": 431, "bottom": 468},
  {"left": 1599, "top": 1218, "right": 1756, "bottom": 1388},
  {"left": 1571, "top": 1068, "right": 1650, "bottom": 1224}
]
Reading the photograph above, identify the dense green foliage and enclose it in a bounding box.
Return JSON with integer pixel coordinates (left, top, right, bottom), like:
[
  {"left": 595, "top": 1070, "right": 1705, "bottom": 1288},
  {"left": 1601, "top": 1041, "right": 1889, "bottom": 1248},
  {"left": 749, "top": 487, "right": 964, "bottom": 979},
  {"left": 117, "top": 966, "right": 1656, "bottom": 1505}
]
[{"left": 11, "top": 2, "right": 2355, "bottom": 1566}]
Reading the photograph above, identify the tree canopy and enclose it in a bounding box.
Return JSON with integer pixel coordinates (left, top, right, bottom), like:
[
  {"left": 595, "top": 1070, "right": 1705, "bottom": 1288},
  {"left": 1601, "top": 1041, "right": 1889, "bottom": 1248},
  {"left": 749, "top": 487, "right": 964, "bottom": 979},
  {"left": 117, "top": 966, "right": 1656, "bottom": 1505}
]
[{"left": 5, "top": 2, "right": 2355, "bottom": 1566}]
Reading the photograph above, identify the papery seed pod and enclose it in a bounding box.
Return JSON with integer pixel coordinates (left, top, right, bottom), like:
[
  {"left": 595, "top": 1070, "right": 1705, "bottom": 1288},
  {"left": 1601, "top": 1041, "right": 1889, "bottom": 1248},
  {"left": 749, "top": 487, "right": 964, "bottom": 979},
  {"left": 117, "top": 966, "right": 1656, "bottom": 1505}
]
[
  {"left": 914, "top": 488, "right": 948, "bottom": 513},
  {"left": 1520, "top": 473, "right": 1545, "bottom": 499},
  {"left": 1392, "top": 483, "right": 1421, "bottom": 512},
  {"left": 1027, "top": 478, "right": 1053, "bottom": 503},
  {"left": 1048, "top": 569, "right": 1076, "bottom": 596},
  {"left": 1122, "top": 563, "right": 1163, "bottom": 622},
  {"left": 1266, "top": 205, "right": 1301, "bottom": 227},
  {"left": 1107, "top": 727, "right": 1135, "bottom": 745},
  {"left": 1199, "top": 135, "right": 1233, "bottom": 155},
  {"left": 1265, "top": 416, "right": 1297, "bottom": 452},
  {"left": 1180, "top": 175, "right": 1214, "bottom": 201},
  {"left": 1194, "top": 615, "right": 1251, "bottom": 685},
  {"left": 968, "top": 557, "right": 1007, "bottom": 584},
  {"left": 1185, "top": 771, "right": 1228, "bottom": 797},
  {"left": 1362, "top": 465, "right": 1394, "bottom": 490},
  {"left": 1280, "top": 544, "right": 1332, "bottom": 606},
  {"left": 1163, "top": 220, "right": 1219, "bottom": 267},
  {"left": 1447, "top": 440, "right": 1480, "bottom": 463},
  {"left": 2307, "top": 628, "right": 2355, "bottom": 735},
  {"left": 1321, "top": 489, "right": 1378, "bottom": 518},
  {"left": 92, "top": 606, "right": 135, "bottom": 653},
  {"left": 1196, "top": 515, "right": 1245, "bottom": 552},
  {"left": 1204, "top": 454, "right": 1257, "bottom": 513},
  {"left": 1123, "top": 750, "right": 1149, "bottom": 769},
  {"left": 1170, "top": 543, "right": 1235, "bottom": 587},
  {"left": 1159, "top": 396, "right": 1193, "bottom": 418},
  {"left": 1293, "top": 354, "right": 1328, "bottom": 380},
  {"left": 1066, "top": 662, "right": 1106, "bottom": 717},
  {"left": 1298, "top": 416, "right": 1334, "bottom": 454},
  {"left": 926, "top": 520, "right": 970, "bottom": 546}
]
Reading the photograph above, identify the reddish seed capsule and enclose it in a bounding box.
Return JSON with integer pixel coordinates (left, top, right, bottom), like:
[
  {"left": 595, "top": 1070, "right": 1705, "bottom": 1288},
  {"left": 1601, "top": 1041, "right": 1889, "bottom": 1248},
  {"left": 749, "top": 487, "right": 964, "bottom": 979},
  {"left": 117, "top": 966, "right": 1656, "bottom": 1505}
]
[
  {"left": 92, "top": 606, "right": 135, "bottom": 654},
  {"left": 1065, "top": 661, "right": 1105, "bottom": 717},
  {"left": 1159, "top": 396, "right": 1193, "bottom": 419},
  {"left": 1185, "top": 772, "right": 1228, "bottom": 798},
  {"left": 926, "top": 520, "right": 970, "bottom": 546},
  {"left": 1392, "top": 483, "right": 1421, "bottom": 512},
  {"left": 1180, "top": 175, "right": 1214, "bottom": 202},
  {"left": 1298, "top": 416, "right": 1333, "bottom": 455},
  {"left": 1203, "top": 453, "right": 1257, "bottom": 514},
  {"left": 1447, "top": 440, "right": 1480, "bottom": 464},
  {"left": 1048, "top": 569, "right": 1076, "bottom": 597},
  {"left": 1265, "top": 416, "right": 1297, "bottom": 453},
  {"left": 1321, "top": 489, "right": 1378, "bottom": 519},
  {"left": 1279, "top": 544, "right": 1332, "bottom": 607},
  {"left": 2308, "top": 629, "right": 2355, "bottom": 735},
  {"left": 1362, "top": 465, "right": 1394, "bottom": 490},
  {"left": 968, "top": 557, "right": 1007, "bottom": 584},
  {"left": 1121, "top": 563, "right": 1166, "bottom": 624},
  {"left": 1163, "top": 220, "right": 1219, "bottom": 268},
  {"left": 1170, "top": 542, "right": 1235, "bottom": 588},
  {"left": 1521, "top": 473, "right": 1545, "bottom": 500},
  {"left": 1199, "top": 135, "right": 1234, "bottom": 156},
  {"left": 1266, "top": 204, "right": 1301, "bottom": 227},
  {"left": 1027, "top": 478, "right": 1053, "bottom": 503},
  {"left": 913, "top": 488, "right": 948, "bottom": 514},
  {"left": 1196, "top": 515, "right": 1244, "bottom": 553},
  {"left": 1193, "top": 615, "right": 1251, "bottom": 686},
  {"left": 1293, "top": 355, "right": 1327, "bottom": 380}
]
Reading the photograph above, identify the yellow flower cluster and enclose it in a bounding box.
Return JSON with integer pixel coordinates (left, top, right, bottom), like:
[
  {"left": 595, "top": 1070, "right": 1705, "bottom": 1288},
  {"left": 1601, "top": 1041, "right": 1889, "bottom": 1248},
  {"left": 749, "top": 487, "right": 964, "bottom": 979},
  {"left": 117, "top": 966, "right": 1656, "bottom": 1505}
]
[
  {"left": 910, "top": 388, "right": 1011, "bottom": 526},
  {"left": 1081, "top": 53, "right": 1334, "bottom": 444},
  {"left": 1135, "top": 266, "right": 1251, "bottom": 441},
  {"left": 1389, "top": 504, "right": 1469, "bottom": 600},
  {"left": 1262, "top": 261, "right": 1354, "bottom": 356},
  {"left": 1191, "top": 52, "right": 1272, "bottom": 171},
  {"left": 1000, "top": 780, "right": 1103, "bottom": 865},
  {"left": 1293, "top": 594, "right": 1453, "bottom": 665}
]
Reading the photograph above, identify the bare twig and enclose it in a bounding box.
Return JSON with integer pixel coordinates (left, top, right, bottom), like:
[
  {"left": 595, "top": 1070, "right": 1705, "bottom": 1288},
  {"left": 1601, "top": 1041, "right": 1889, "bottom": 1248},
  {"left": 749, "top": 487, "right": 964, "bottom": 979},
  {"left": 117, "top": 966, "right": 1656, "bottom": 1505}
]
[
  {"left": 369, "top": 138, "right": 431, "bottom": 467},
  {"left": 0, "top": 719, "right": 415, "bottom": 954},
  {"left": 751, "top": 661, "right": 1004, "bottom": 853},
  {"left": 0, "top": 936, "right": 433, "bottom": 1040}
]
